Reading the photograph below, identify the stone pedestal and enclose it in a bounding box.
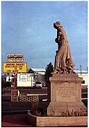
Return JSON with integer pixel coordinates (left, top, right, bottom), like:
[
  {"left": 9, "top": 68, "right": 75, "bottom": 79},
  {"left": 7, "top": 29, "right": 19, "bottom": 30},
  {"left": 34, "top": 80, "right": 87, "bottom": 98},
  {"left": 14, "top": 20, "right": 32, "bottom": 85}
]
[{"left": 47, "top": 74, "right": 87, "bottom": 116}]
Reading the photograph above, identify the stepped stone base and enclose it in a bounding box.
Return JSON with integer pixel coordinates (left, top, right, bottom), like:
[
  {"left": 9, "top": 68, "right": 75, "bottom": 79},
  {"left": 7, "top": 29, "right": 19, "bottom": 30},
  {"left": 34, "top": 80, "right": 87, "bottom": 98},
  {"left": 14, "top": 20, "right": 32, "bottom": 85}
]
[
  {"left": 28, "top": 74, "right": 87, "bottom": 126},
  {"left": 28, "top": 112, "right": 87, "bottom": 127}
]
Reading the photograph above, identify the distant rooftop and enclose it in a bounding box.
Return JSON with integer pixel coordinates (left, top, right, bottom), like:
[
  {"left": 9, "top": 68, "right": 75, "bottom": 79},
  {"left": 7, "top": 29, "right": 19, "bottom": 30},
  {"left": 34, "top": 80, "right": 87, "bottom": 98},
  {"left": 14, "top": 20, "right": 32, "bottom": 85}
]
[
  {"left": 74, "top": 70, "right": 88, "bottom": 74},
  {"left": 32, "top": 68, "right": 46, "bottom": 72},
  {"left": 32, "top": 68, "right": 88, "bottom": 74}
]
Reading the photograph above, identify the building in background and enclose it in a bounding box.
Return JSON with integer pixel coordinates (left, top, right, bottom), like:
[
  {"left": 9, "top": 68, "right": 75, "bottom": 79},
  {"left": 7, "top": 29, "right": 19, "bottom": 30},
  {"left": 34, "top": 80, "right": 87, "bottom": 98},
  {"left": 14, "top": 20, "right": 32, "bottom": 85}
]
[
  {"left": 75, "top": 70, "right": 88, "bottom": 87},
  {"left": 17, "top": 73, "right": 35, "bottom": 87}
]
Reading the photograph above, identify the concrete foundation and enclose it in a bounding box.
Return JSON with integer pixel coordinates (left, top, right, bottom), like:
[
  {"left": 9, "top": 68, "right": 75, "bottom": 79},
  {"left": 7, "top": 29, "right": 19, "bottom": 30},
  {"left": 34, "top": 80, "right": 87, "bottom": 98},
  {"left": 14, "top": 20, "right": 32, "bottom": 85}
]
[{"left": 28, "top": 112, "right": 87, "bottom": 127}]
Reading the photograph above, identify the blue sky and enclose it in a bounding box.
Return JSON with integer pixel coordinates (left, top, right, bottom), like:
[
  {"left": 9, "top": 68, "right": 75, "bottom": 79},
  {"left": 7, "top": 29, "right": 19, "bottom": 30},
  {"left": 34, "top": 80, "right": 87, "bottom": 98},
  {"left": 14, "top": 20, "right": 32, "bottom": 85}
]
[{"left": 2, "top": 1, "right": 88, "bottom": 70}]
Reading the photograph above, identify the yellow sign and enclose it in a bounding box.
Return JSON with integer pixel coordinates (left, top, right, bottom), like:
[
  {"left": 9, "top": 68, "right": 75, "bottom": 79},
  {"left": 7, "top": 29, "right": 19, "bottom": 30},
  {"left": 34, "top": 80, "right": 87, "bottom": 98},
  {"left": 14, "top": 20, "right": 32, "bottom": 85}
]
[{"left": 3, "top": 62, "right": 27, "bottom": 73}]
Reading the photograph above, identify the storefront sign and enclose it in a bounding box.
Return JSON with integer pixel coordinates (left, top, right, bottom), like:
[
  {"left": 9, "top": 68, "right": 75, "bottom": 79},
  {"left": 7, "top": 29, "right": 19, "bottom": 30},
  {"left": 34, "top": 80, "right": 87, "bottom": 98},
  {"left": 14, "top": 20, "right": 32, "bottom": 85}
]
[
  {"left": 3, "top": 62, "right": 27, "bottom": 73},
  {"left": 7, "top": 54, "right": 24, "bottom": 62}
]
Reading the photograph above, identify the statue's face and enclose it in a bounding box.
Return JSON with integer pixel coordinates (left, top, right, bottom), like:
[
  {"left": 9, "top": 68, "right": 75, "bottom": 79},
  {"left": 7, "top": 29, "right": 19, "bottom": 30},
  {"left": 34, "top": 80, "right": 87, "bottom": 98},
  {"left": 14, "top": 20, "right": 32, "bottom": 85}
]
[
  {"left": 54, "top": 23, "right": 58, "bottom": 29},
  {"left": 54, "top": 22, "right": 61, "bottom": 29}
]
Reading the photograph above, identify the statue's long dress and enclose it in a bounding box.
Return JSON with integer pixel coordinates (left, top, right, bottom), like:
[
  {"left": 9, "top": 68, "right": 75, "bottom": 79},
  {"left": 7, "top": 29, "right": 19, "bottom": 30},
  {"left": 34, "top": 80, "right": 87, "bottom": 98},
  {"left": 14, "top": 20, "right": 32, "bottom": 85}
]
[{"left": 54, "top": 27, "right": 74, "bottom": 70}]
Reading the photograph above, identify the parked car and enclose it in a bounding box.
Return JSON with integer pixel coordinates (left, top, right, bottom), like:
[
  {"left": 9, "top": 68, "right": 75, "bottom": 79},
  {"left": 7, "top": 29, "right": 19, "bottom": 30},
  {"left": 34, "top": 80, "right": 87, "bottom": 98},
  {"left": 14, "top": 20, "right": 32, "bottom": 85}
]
[{"left": 35, "top": 82, "right": 42, "bottom": 88}]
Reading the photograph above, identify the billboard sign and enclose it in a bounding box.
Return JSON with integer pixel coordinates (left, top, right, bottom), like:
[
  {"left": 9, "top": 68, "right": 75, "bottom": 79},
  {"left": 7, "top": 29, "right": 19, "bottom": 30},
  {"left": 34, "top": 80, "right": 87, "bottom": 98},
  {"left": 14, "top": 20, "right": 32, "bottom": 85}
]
[
  {"left": 3, "top": 62, "right": 27, "bottom": 73},
  {"left": 6, "top": 54, "right": 24, "bottom": 62}
]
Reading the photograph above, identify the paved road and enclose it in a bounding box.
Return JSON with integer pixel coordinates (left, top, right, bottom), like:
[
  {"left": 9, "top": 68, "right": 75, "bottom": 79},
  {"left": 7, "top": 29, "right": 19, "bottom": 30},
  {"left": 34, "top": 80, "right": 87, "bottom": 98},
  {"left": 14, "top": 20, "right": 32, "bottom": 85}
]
[{"left": 2, "top": 113, "right": 35, "bottom": 127}]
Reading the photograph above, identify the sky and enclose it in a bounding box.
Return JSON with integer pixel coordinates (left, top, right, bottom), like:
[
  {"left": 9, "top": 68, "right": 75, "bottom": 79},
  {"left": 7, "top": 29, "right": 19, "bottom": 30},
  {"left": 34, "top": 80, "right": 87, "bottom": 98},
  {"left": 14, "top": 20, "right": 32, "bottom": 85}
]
[{"left": 1, "top": 1, "right": 88, "bottom": 70}]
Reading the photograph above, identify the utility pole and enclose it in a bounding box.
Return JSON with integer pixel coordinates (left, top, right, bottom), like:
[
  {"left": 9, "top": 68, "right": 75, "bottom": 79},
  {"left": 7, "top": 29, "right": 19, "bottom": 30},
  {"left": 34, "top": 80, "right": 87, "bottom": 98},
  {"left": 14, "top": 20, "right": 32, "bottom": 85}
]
[{"left": 80, "top": 65, "right": 82, "bottom": 74}]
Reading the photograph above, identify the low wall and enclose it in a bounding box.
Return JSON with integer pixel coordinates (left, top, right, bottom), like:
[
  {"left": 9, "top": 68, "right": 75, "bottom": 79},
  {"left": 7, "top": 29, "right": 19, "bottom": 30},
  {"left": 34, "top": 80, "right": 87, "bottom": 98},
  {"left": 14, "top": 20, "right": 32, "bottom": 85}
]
[{"left": 28, "top": 112, "right": 87, "bottom": 127}]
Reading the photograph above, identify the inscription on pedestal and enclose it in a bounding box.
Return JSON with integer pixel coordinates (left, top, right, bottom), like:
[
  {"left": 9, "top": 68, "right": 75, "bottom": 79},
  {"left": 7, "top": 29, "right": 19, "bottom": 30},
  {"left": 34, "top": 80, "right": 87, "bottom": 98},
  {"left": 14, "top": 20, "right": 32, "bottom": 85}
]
[{"left": 56, "top": 87, "right": 76, "bottom": 102}]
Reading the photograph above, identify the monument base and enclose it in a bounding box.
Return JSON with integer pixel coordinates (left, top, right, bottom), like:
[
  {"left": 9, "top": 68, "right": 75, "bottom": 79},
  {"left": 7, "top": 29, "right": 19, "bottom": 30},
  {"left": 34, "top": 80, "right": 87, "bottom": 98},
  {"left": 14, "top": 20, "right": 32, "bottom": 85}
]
[
  {"left": 47, "top": 74, "right": 87, "bottom": 116},
  {"left": 28, "top": 112, "right": 87, "bottom": 127}
]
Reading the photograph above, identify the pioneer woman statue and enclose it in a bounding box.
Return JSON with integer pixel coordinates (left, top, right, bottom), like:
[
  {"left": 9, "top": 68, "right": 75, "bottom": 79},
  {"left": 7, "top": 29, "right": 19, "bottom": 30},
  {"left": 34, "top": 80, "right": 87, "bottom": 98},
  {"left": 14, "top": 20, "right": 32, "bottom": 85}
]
[{"left": 53, "top": 21, "right": 75, "bottom": 74}]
